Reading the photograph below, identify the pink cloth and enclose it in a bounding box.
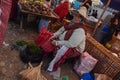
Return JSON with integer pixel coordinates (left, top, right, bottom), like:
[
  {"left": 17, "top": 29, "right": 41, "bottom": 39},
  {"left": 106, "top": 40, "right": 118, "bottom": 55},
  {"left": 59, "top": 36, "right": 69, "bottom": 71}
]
[
  {"left": 74, "top": 52, "right": 98, "bottom": 75},
  {"left": 0, "top": 0, "right": 12, "bottom": 45}
]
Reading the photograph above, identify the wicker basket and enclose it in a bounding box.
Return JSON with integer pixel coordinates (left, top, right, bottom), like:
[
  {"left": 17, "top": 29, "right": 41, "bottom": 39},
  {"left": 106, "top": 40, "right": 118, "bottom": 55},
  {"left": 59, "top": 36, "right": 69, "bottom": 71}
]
[
  {"left": 85, "top": 33, "right": 120, "bottom": 80},
  {"left": 84, "top": 24, "right": 95, "bottom": 35},
  {"left": 19, "top": 62, "right": 47, "bottom": 80}
]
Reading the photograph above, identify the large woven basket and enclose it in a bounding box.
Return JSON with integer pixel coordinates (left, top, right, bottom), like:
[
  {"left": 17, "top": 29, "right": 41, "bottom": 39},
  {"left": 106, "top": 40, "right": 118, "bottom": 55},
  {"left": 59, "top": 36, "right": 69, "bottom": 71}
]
[{"left": 85, "top": 33, "right": 120, "bottom": 80}]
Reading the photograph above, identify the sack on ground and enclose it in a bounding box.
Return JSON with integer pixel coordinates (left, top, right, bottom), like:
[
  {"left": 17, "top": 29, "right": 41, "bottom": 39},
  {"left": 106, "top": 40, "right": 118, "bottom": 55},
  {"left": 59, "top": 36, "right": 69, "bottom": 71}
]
[{"left": 74, "top": 52, "right": 98, "bottom": 75}]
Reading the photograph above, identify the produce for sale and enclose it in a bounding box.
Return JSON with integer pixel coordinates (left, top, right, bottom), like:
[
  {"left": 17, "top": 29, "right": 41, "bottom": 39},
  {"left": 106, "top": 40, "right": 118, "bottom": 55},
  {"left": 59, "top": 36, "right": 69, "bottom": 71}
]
[{"left": 20, "top": 1, "right": 51, "bottom": 16}]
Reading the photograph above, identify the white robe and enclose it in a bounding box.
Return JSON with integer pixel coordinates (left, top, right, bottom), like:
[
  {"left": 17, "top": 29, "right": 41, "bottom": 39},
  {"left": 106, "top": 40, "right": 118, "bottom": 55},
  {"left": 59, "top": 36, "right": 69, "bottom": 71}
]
[{"left": 47, "top": 26, "right": 86, "bottom": 71}]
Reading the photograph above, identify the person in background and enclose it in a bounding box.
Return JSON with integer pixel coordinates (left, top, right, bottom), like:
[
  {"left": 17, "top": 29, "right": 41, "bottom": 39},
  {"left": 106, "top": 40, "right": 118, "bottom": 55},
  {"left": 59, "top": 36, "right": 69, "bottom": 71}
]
[
  {"left": 91, "top": 9, "right": 98, "bottom": 18},
  {"left": 91, "top": 9, "right": 95, "bottom": 16},
  {"left": 38, "top": 0, "right": 51, "bottom": 32},
  {"left": 76, "top": 0, "right": 92, "bottom": 20},
  {"left": 101, "top": 17, "right": 119, "bottom": 46},
  {"left": 46, "top": 9, "right": 87, "bottom": 72},
  {"left": 95, "top": 10, "right": 98, "bottom": 18},
  {"left": 101, "top": 13, "right": 114, "bottom": 30},
  {"left": 54, "top": 0, "right": 70, "bottom": 21},
  {"left": 114, "top": 11, "right": 120, "bottom": 36}
]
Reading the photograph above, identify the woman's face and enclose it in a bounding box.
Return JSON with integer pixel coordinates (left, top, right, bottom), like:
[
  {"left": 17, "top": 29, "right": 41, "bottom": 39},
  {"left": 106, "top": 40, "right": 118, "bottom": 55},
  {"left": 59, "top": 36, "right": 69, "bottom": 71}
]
[
  {"left": 114, "top": 19, "right": 119, "bottom": 25},
  {"left": 73, "top": 15, "right": 81, "bottom": 23}
]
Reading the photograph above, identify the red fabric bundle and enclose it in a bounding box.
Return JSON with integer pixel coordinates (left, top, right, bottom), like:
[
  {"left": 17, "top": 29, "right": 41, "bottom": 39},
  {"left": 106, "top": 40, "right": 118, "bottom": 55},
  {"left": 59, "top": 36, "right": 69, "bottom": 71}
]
[
  {"left": 35, "top": 27, "right": 55, "bottom": 53},
  {"left": 54, "top": 1, "right": 69, "bottom": 20},
  {"left": 53, "top": 48, "right": 81, "bottom": 71}
]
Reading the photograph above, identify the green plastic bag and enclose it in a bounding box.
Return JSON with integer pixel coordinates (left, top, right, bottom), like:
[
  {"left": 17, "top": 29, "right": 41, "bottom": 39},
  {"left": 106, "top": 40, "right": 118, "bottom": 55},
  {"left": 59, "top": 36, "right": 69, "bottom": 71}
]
[{"left": 58, "top": 76, "right": 69, "bottom": 80}]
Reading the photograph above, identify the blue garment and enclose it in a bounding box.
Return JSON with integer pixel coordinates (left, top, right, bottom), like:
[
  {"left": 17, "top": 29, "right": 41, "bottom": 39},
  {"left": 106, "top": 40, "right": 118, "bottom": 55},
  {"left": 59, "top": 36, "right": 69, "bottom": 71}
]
[
  {"left": 102, "top": 24, "right": 110, "bottom": 34},
  {"left": 81, "top": 73, "right": 95, "bottom": 80},
  {"left": 72, "top": 1, "right": 81, "bottom": 10},
  {"left": 38, "top": 18, "right": 49, "bottom": 32}
]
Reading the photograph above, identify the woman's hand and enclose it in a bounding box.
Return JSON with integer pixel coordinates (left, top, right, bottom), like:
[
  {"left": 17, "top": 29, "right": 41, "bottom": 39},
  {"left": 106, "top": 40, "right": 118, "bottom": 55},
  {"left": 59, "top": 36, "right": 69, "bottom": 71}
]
[
  {"left": 51, "top": 40, "right": 57, "bottom": 46},
  {"left": 49, "top": 36, "right": 55, "bottom": 41}
]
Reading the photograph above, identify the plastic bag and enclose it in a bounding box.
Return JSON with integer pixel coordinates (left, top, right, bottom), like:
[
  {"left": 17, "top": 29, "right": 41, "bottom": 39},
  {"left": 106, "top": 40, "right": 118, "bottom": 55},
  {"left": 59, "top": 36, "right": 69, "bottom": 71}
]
[
  {"left": 50, "top": 67, "right": 61, "bottom": 79},
  {"left": 35, "top": 27, "right": 55, "bottom": 53},
  {"left": 81, "top": 73, "right": 95, "bottom": 80},
  {"left": 58, "top": 76, "right": 69, "bottom": 80},
  {"left": 74, "top": 52, "right": 98, "bottom": 75}
]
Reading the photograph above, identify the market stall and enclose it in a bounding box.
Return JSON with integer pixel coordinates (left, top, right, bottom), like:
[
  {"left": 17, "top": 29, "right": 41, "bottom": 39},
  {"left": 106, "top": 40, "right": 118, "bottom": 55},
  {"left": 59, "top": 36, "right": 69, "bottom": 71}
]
[
  {"left": 18, "top": 1, "right": 59, "bottom": 28},
  {"left": 17, "top": 0, "right": 120, "bottom": 79}
]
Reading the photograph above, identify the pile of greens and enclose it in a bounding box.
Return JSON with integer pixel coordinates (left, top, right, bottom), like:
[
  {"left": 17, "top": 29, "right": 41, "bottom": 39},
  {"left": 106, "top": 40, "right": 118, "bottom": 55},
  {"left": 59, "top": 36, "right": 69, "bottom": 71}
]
[
  {"left": 16, "top": 40, "right": 28, "bottom": 46},
  {"left": 28, "top": 44, "right": 41, "bottom": 54}
]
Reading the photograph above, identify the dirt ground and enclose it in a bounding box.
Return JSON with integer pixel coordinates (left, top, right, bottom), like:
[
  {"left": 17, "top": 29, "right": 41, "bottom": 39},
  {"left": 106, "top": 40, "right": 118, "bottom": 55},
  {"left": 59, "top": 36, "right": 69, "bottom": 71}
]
[{"left": 0, "top": 21, "right": 79, "bottom": 80}]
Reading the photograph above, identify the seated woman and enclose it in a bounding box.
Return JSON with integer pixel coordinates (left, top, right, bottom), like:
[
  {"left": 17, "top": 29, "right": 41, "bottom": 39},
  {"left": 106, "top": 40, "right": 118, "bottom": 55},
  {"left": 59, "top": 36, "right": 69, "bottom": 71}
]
[
  {"left": 101, "top": 17, "right": 119, "bottom": 46},
  {"left": 47, "top": 9, "right": 87, "bottom": 72}
]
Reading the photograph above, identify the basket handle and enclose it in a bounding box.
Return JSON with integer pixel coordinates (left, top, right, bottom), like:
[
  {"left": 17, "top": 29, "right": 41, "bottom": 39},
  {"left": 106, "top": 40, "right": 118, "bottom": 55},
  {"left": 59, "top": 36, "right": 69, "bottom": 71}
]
[
  {"left": 28, "top": 62, "right": 33, "bottom": 68},
  {"left": 38, "top": 61, "right": 43, "bottom": 68}
]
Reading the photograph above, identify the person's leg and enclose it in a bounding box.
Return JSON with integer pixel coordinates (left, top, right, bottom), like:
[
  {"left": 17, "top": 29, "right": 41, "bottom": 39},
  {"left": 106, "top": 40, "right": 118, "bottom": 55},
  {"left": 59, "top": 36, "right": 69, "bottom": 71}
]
[{"left": 47, "top": 45, "right": 68, "bottom": 72}]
